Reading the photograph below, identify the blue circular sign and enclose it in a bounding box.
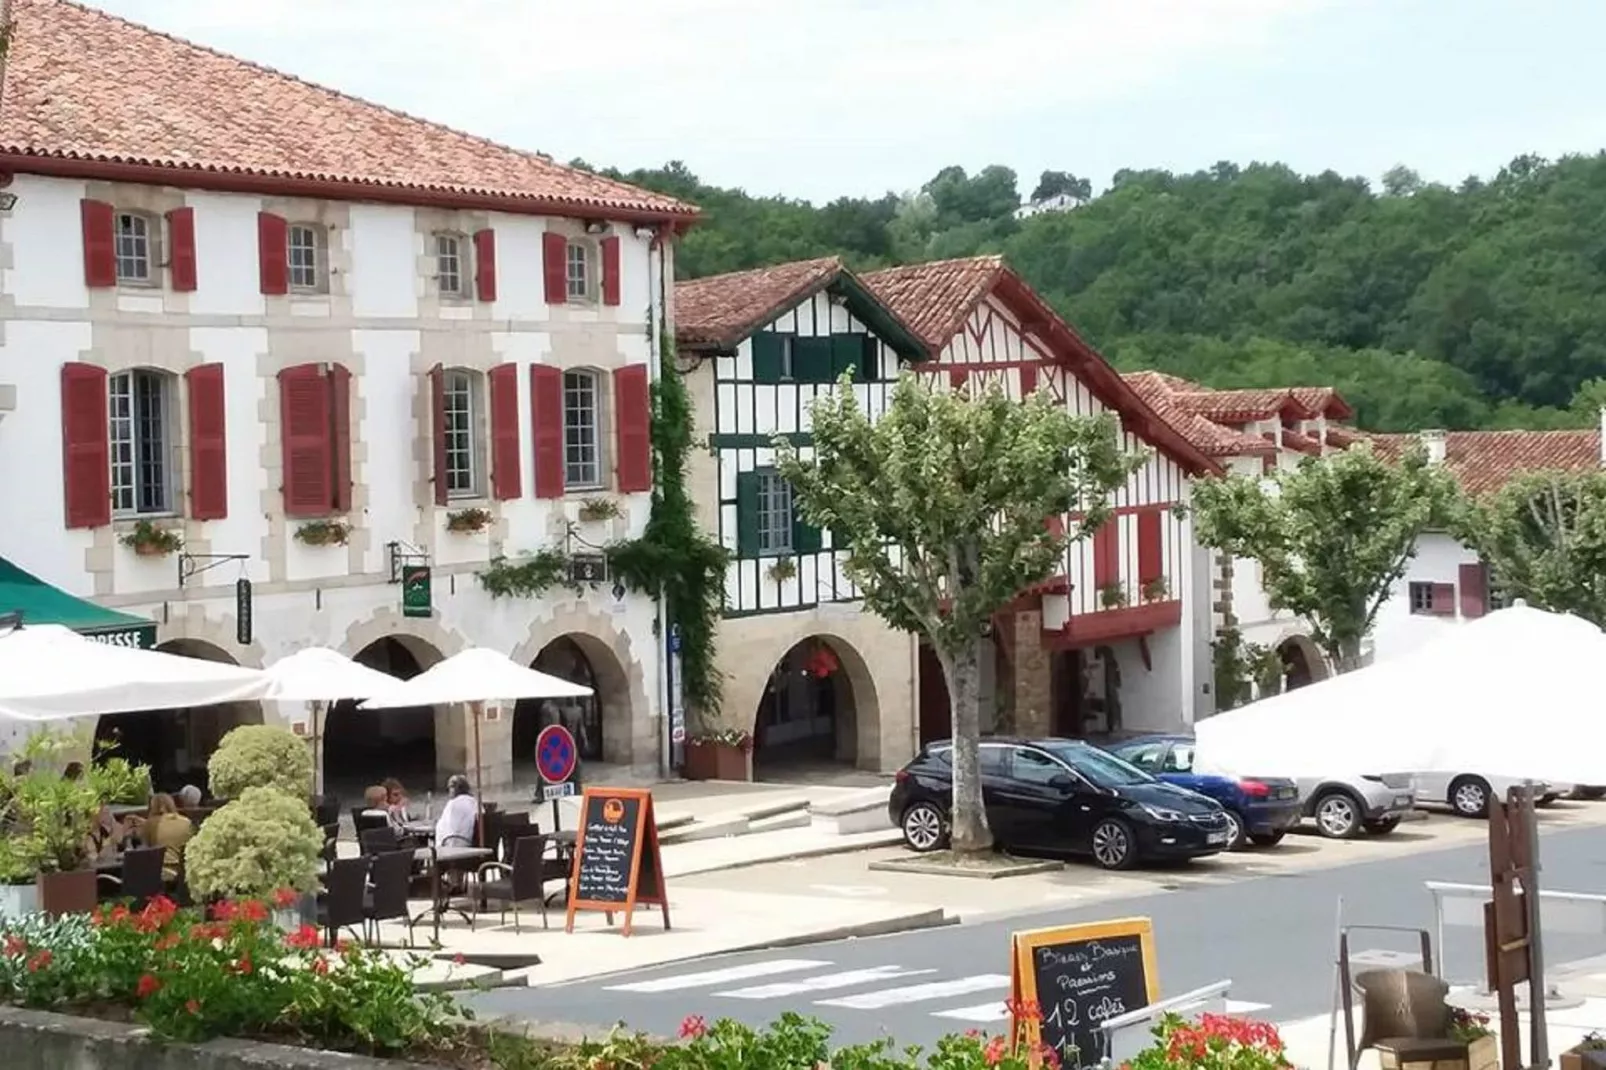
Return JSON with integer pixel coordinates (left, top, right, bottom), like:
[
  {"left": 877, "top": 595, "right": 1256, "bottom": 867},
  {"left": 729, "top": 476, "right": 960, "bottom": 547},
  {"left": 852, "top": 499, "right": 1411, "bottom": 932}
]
[{"left": 536, "top": 723, "right": 578, "bottom": 784}]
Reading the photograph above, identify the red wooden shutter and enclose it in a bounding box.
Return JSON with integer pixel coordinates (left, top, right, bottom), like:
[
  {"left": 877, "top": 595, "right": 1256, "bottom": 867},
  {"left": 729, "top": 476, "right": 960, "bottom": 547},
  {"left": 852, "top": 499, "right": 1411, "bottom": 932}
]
[
  {"left": 529, "top": 364, "right": 565, "bottom": 498},
  {"left": 60, "top": 363, "right": 111, "bottom": 528},
  {"left": 542, "top": 232, "right": 568, "bottom": 304},
  {"left": 600, "top": 235, "right": 622, "bottom": 306},
  {"left": 1136, "top": 509, "right": 1163, "bottom": 586},
  {"left": 1458, "top": 563, "right": 1489, "bottom": 619},
  {"left": 1092, "top": 518, "right": 1120, "bottom": 590},
  {"left": 278, "top": 364, "right": 332, "bottom": 517},
  {"left": 488, "top": 363, "right": 522, "bottom": 500},
  {"left": 330, "top": 364, "right": 352, "bottom": 514},
  {"left": 473, "top": 229, "right": 497, "bottom": 302},
  {"left": 1430, "top": 583, "right": 1456, "bottom": 616},
  {"left": 1019, "top": 365, "right": 1038, "bottom": 396},
  {"left": 167, "top": 207, "right": 198, "bottom": 292},
  {"left": 428, "top": 364, "right": 448, "bottom": 507},
  {"left": 185, "top": 363, "right": 228, "bottom": 520},
  {"left": 613, "top": 364, "right": 652, "bottom": 493},
  {"left": 257, "top": 212, "right": 288, "bottom": 295},
  {"left": 80, "top": 200, "right": 117, "bottom": 288},
  {"left": 1045, "top": 514, "right": 1065, "bottom": 538},
  {"left": 949, "top": 367, "right": 969, "bottom": 390}
]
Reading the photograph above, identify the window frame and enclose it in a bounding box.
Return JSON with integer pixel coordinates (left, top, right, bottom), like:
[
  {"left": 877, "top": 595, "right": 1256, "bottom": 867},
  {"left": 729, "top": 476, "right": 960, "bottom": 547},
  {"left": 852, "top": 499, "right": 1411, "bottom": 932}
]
[
  {"left": 565, "top": 239, "right": 595, "bottom": 304},
  {"left": 1408, "top": 580, "right": 1455, "bottom": 616},
  {"left": 754, "top": 470, "right": 795, "bottom": 556},
  {"left": 108, "top": 368, "right": 177, "bottom": 518},
  {"left": 561, "top": 368, "right": 604, "bottom": 491},
  {"left": 1116, "top": 741, "right": 1166, "bottom": 773},
  {"left": 286, "top": 223, "right": 328, "bottom": 295},
  {"left": 441, "top": 368, "right": 484, "bottom": 499},
  {"left": 113, "top": 211, "right": 157, "bottom": 287},
  {"left": 434, "top": 231, "right": 470, "bottom": 300},
  {"left": 1010, "top": 746, "right": 1074, "bottom": 787}
]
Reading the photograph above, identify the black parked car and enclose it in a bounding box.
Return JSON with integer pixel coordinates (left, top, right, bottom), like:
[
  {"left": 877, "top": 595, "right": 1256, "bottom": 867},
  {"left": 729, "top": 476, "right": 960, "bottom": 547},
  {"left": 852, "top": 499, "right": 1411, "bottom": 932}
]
[{"left": 888, "top": 737, "right": 1234, "bottom": 870}]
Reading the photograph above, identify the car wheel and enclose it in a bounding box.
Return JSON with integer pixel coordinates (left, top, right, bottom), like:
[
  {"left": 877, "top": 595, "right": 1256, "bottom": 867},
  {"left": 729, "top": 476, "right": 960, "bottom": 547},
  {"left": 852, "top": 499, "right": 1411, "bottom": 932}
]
[
  {"left": 1449, "top": 776, "right": 1492, "bottom": 818},
  {"left": 900, "top": 802, "right": 948, "bottom": 853},
  {"left": 1363, "top": 818, "right": 1401, "bottom": 836},
  {"left": 1313, "top": 791, "right": 1363, "bottom": 839},
  {"left": 1248, "top": 830, "right": 1286, "bottom": 847},
  {"left": 1222, "top": 810, "right": 1246, "bottom": 850},
  {"left": 1090, "top": 818, "right": 1137, "bottom": 870}
]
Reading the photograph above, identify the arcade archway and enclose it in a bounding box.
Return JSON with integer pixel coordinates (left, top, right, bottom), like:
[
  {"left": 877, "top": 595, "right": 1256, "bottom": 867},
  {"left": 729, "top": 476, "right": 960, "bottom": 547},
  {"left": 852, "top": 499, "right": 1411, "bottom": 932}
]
[
  {"left": 513, "top": 634, "right": 631, "bottom": 768},
  {"left": 752, "top": 637, "right": 872, "bottom": 776},
  {"left": 323, "top": 635, "right": 441, "bottom": 792},
  {"left": 1278, "top": 634, "right": 1327, "bottom": 691},
  {"left": 94, "top": 638, "right": 261, "bottom": 795}
]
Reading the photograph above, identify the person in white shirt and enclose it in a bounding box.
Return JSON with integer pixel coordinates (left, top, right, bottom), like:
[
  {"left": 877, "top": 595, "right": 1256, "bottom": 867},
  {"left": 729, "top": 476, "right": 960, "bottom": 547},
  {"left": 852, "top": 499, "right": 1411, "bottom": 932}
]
[{"left": 434, "top": 775, "right": 478, "bottom": 847}]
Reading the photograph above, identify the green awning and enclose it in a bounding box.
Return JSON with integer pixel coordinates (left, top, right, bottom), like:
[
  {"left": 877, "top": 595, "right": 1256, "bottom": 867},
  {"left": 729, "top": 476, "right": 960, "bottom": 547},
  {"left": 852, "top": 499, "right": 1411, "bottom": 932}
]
[{"left": 0, "top": 557, "right": 157, "bottom": 649}]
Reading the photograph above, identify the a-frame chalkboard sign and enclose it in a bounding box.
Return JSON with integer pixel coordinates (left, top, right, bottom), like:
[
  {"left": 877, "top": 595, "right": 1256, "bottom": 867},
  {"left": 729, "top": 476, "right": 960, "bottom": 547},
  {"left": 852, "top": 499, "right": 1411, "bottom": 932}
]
[
  {"left": 1010, "top": 917, "right": 1160, "bottom": 1070},
  {"left": 564, "top": 786, "right": 670, "bottom": 937}
]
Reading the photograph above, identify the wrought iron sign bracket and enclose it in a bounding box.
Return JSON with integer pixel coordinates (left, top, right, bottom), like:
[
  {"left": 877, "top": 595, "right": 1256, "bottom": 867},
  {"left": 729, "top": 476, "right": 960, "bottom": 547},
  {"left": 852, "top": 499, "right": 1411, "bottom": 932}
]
[
  {"left": 386, "top": 541, "right": 430, "bottom": 584},
  {"left": 177, "top": 552, "right": 249, "bottom": 589}
]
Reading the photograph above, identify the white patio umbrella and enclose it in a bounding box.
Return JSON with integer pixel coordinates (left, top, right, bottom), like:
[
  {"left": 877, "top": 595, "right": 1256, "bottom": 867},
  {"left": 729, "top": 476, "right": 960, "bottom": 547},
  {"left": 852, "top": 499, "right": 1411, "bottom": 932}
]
[
  {"left": 358, "top": 648, "right": 593, "bottom": 826},
  {"left": 1195, "top": 604, "right": 1606, "bottom": 786},
  {"left": 261, "top": 647, "right": 401, "bottom": 795},
  {"left": 0, "top": 622, "right": 269, "bottom": 719}
]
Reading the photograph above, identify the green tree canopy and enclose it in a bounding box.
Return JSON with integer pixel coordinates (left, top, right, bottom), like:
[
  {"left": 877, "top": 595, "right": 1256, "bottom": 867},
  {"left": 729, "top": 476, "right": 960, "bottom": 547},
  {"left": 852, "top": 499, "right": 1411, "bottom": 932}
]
[
  {"left": 1456, "top": 470, "right": 1606, "bottom": 626},
  {"left": 1190, "top": 444, "right": 1461, "bottom": 670},
  {"left": 775, "top": 376, "right": 1140, "bottom": 853}
]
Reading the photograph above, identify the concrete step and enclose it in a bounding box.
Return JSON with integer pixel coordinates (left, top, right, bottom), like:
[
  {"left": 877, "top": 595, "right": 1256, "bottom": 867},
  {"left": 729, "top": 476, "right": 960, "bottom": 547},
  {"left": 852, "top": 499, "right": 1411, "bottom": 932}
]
[
  {"left": 659, "top": 813, "right": 751, "bottom": 844},
  {"left": 811, "top": 785, "right": 894, "bottom": 836},
  {"left": 748, "top": 808, "right": 813, "bottom": 833},
  {"left": 739, "top": 796, "right": 812, "bottom": 822}
]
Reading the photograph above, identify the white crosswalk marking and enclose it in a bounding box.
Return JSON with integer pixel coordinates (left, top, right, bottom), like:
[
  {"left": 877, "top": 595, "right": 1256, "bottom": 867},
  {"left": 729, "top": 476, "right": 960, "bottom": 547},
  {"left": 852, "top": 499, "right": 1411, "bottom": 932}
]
[
  {"left": 603, "top": 959, "right": 831, "bottom": 993},
  {"left": 1225, "top": 1000, "right": 1272, "bottom": 1014},
  {"left": 719, "top": 966, "right": 937, "bottom": 1000},
  {"left": 817, "top": 973, "right": 1011, "bottom": 1010},
  {"left": 932, "top": 1000, "right": 1010, "bottom": 1023}
]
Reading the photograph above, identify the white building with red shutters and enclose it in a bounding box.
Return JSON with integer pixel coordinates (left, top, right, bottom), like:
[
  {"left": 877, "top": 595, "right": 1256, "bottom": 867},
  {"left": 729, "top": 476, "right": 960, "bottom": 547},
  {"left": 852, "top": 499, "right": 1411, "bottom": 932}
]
[{"left": 0, "top": 0, "right": 695, "bottom": 790}]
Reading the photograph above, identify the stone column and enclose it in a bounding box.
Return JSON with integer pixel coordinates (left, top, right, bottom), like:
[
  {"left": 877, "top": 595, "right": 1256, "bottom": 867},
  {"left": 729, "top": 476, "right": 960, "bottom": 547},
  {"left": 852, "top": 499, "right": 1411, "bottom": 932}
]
[{"left": 1011, "top": 611, "right": 1053, "bottom": 737}]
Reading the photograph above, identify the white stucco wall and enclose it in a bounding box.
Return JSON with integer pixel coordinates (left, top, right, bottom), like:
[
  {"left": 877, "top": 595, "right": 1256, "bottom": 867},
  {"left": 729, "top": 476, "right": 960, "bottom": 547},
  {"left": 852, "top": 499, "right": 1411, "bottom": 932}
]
[{"left": 1371, "top": 532, "right": 1480, "bottom": 662}]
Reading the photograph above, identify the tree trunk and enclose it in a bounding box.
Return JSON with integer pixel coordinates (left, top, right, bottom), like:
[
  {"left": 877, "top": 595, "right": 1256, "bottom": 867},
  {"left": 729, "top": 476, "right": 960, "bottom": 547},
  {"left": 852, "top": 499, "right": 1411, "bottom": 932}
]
[
  {"left": 1333, "top": 637, "right": 1363, "bottom": 674},
  {"left": 938, "top": 638, "right": 994, "bottom": 855}
]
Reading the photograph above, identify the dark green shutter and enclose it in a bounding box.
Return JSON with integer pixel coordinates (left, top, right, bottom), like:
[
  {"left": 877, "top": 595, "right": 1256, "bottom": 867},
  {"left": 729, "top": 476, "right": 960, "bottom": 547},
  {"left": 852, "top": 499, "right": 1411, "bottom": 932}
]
[
  {"left": 831, "top": 335, "right": 862, "bottom": 382},
  {"left": 794, "top": 337, "right": 834, "bottom": 383},
  {"left": 735, "top": 471, "right": 761, "bottom": 556},
  {"left": 793, "top": 513, "right": 822, "bottom": 554},
  {"left": 751, "top": 332, "right": 784, "bottom": 383},
  {"left": 859, "top": 334, "right": 879, "bottom": 381}
]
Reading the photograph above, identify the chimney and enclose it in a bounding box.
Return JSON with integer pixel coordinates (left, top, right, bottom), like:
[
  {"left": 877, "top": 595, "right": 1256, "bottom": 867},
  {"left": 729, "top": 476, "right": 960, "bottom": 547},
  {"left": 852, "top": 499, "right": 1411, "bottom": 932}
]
[{"left": 1420, "top": 429, "right": 1447, "bottom": 466}]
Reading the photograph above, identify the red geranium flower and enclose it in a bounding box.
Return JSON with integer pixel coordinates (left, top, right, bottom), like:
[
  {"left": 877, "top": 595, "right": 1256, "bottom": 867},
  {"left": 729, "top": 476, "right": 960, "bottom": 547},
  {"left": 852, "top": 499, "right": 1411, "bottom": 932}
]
[
  {"left": 211, "top": 901, "right": 237, "bottom": 922},
  {"left": 311, "top": 956, "right": 329, "bottom": 976},
  {"left": 25, "top": 950, "right": 52, "bottom": 972},
  {"left": 284, "top": 924, "right": 321, "bottom": 950},
  {"left": 273, "top": 887, "right": 299, "bottom": 908},
  {"left": 679, "top": 1015, "right": 707, "bottom": 1039},
  {"left": 185, "top": 999, "right": 200, "bottom": 1015},
  {"left": 136, "top": 974, "right": 161, "bottom": 999},
  {"left": 233, "top": 954, "right": 253, "bottom": 976},
  {"left": 983, "top": 1035, "right": 1008, "bottom": 1066},
  {"left": 2, "top": 934, "right": 25, "bottom": 957},
  {"left": 237, "top": 899, "right": 269, "bottom": 923}
]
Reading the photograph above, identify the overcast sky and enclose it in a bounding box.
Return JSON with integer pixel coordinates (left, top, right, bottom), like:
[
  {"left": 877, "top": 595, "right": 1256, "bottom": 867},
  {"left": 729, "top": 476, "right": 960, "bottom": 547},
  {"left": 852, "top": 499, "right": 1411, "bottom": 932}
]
[{"left": 90, "top": 0, "right": 1606, "bottom": 203}]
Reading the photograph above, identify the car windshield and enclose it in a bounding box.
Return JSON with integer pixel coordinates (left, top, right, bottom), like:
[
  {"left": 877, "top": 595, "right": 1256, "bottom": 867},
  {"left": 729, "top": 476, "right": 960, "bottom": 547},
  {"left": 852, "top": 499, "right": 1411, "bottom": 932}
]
[{"left": 1040, "top": 742, "right": 1155, "bottom": 788}]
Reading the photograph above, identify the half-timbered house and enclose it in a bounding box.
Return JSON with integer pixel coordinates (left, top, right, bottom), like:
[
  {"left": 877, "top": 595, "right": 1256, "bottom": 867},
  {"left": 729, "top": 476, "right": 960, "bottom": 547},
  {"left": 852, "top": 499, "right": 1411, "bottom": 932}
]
[
  {"left": 674, "top": 259, "right": 931, "bottom": 774},
  {"left": 864, "top": 257, "right": 1223, "bottom": 743}
]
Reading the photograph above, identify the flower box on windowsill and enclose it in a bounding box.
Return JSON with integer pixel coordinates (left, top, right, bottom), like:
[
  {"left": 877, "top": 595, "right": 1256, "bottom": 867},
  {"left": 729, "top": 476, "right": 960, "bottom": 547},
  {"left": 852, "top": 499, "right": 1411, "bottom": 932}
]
[
  {"left": 293, "top": 520, "right": 350, "bottom": 548},
  {"left": 119, "top": 520, "right": 182, "bottom": 558},
  {"left": 445, "top": 507, "right": 491, "bottom": 534},
  {"left": 576, "top": 497, "right": 621, "bottom": 524}
]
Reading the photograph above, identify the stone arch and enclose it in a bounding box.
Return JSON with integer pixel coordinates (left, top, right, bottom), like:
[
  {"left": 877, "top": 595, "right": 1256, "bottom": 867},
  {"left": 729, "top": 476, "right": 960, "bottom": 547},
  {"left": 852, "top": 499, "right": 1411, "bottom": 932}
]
[
  {"left": 94, "top": 637, "right": 263, "bottom": 795},
  {"left": 509, "top": 609, "right": 648, "bottom": 775},
  {"left": 322, "top": 633, "right": 446, "bottom": 794},
  {"left": 745, "top": 631, "right": 880, "bottom": 777},
  {"left": 1276, "top": 632, "right": 1329, "bottom": 692}
]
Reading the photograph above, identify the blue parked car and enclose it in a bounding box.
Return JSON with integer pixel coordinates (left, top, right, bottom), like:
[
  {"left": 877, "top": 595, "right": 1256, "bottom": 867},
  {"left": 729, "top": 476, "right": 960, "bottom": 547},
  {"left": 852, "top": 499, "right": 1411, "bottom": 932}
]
[{"left": 1105, "top": 734, "right": 1302, "bottom": 849}]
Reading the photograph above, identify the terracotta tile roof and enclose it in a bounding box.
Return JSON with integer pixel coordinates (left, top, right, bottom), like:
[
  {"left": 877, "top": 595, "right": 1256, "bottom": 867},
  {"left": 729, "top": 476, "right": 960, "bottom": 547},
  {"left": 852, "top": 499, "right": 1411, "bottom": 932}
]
[
  {"left": 1289, "top": 386, "right": 1354, "bottom": 420},
  {"left": 1283, "top": 431, "right": 1324, "bottom": 456},
  {"left": 1124, "top": 373, "right": 1277, "bottom": 457},
  {"left": 1369, "top": 430, "right": 1603, "bottom": 496},
  {"left": 0, "top": 0, "right": 695, "bottom": 221},
  {"left": 1324, "top": 425, "right": 1372, "bottom": 448},
  {"left": 1170, "top": 388, "right": 1311, "bottom": 422},
  {"left": 675, "top": 258, "right": 845, "bottom": 346},
  {"left": 861, "top": 257, "right": 1007, "bottom": 351}
]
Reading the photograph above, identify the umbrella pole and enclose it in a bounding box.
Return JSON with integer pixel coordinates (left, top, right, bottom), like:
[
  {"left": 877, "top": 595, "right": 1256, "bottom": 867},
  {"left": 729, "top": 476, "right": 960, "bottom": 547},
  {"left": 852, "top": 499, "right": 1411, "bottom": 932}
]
[
  {"left": 309, "top": 700, "right": 324, "bottom": 798},
  {"left": 471, "top": 700, "right": 484, "bottom": 846}
]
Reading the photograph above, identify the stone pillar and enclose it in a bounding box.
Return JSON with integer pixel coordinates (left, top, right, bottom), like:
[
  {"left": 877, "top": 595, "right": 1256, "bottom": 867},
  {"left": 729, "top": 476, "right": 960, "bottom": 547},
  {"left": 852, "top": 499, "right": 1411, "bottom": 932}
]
[
  {"left": 1213, "top": 552, "right": 1236, "bottom": 629},
  {"left": 1011, "top": 611, "right": 1053, "bottom": 737}
]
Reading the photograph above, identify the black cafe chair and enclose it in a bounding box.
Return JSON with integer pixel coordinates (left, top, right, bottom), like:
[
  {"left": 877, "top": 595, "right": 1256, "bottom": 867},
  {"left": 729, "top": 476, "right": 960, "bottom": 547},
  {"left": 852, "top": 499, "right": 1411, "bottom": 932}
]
[
  {"left": 364, "top": 849, "right": 414, "bottom": 946},
  {"left": 499, "top": 812, "right": 533, "bottom": 857},
  {"left": 101, "top": 846, "right": 166, "bottom": 907},
  {"left": 474, "top": 834, "right": 550, "bottom": 932},
  {"left": 359, "top": 827, "right": 402, "bottom": 856},
  {"left": 317, "top": 857, "right": 369, "bottom": 948}
]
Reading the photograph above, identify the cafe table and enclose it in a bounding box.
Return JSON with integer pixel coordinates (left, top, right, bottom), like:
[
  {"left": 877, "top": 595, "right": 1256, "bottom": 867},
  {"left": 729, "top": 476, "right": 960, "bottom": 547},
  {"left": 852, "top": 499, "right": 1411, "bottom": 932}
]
[
  {"left": 410, "top": 845, "right": 492, "bottom": 941},
  {"left": 401, "top": 820, "right": 435, "bottom": 839}
]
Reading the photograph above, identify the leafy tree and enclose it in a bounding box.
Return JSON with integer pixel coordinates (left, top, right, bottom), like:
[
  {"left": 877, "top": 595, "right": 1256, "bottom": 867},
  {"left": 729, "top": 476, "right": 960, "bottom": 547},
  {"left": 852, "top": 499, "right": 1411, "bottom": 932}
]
[
  {"left": 1031, "top": 170, "right": 1092, "bottom": 204},
  {"left": 1456, "top": 470, "right": 1606, "bottom": 626},
  {"left": 1190, "top": 444, "right": 1461, "bottom": 671},
  {"left": 774, "top": 376, "right": 1140, "bottom": 854},
  {"left": 1381, "top": 165, "right": 1425, "bottom": 197}
]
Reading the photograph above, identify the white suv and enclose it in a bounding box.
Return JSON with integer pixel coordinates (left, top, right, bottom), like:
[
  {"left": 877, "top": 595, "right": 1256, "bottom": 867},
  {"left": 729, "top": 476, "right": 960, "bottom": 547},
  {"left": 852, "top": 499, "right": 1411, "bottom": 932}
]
[
  {"left": 1412, "top": 772, "right": 1565, "bottom": 818},
  {"left": 1298, "top": 774, "right": 1417, "bottom": 839}
]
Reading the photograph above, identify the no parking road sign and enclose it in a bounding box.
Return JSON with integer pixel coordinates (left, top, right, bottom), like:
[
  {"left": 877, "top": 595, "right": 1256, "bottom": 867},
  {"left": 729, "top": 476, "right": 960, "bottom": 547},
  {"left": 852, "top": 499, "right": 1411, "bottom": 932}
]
[{"left": 536, "top": 723, "right": 579, "bottom": 785}]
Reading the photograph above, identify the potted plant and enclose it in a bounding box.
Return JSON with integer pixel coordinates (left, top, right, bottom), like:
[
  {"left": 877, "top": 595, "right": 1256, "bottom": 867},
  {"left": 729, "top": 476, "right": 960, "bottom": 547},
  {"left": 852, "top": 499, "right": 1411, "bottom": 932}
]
[
  {"left": 207, "top": 724, "right": 314, "bottom": 801},
  {"left": 577, "top": 497, "right": 621, "bottom": 523},
  {"left": 767, "top": 556, "right": 797, "bottom": 583},
  {"left": 683, "top": 728, "right": 754, "bottom": 782},
  {"left": 12, "top": 770, "right": 104, "bottom": 916},
  {"left": 88, "top": 754, "right": 152, "bottom": 806},
  {"left": 119, "top": 519, "right": 182, "bottom": 558},
  {"left": 1126, "top": 1012, "right": 1292, "bottom": 1070},
  {"left": 1098, "top": 581, "right": 1128, "bottom": 609},
  {"left": 1142, "top": 575, "right": 1170, "bottom": 602},
  {"left": 293, "top": 519, "right": 350, "bottom": 547},
  {"left": 184, "top": 786, "right": 323, "bottom": 923},
  {"left": 0, "top": 832, "right": 39, "bottom": 920},
  {"left": 1448, "top": 1006, "right": 1498, "bottom": 1070},
  {"left": 445, "top": 506, "right": 491, "bottom": 534},
  {"left": 1562, "top": 1032, "right": 1606, "bottom": 1070}
]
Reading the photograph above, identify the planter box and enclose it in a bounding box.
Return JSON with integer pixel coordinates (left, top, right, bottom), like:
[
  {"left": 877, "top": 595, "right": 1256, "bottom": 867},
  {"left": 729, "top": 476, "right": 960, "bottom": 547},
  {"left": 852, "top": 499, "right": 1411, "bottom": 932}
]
[
  {"left": 1385, "top": 1035, "right": 1499, "bottom": 1070},
  {"left": 1561, "top": 1043, "right": 1606, "bottom": 1070},
  {"left": 683, "top": 740, "right": 752, "bottom": 781},
  {"left": 0, "top": 883, "right": 38, "bottom": 920},
  {"left": 37, "top": 869, "right": 97, "bottom": 917}
]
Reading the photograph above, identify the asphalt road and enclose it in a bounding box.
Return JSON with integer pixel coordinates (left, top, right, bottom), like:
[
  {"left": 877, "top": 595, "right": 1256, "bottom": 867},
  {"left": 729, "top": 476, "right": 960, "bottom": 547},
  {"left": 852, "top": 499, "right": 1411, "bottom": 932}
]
[{"left": 470, "top": 822, "right": 1606, "bottom": 1049}]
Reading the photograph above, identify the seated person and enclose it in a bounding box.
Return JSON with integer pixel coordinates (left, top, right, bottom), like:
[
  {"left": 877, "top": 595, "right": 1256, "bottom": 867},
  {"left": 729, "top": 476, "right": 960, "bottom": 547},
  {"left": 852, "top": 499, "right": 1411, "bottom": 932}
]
[
  {"left": 383, "top": 778, "right": 413, "bottom": 823},
  {"left": 63, "top": 761, "right": 85, "bottom": 781},
  {"left": 87, "top": 802, "right": 131, "bottom": 863},
  {"left": 136, "top": 793, "right": 193, "bottom": 882},
  {"left": 176, "top": 784, "right": 203, "bottom": 811},
  {"left": 434, "top": 775, "right": 478, "bottom": 847},
  {"left": 360, "top": 784, "right": 391, "bottom": 825}
]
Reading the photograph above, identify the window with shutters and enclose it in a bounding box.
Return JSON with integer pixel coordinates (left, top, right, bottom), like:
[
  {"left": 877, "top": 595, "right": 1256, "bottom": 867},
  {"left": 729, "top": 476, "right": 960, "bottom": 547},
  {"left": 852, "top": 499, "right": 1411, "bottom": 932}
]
[
  {"left": 287, "top": 224, "right": 327, "bottom": 293},
  {"left": 108, "top": 369, "right": 176, "bottom": 516},
  {"left": 443, "top": 369, "right": 484, "bottom": 498},
  {"left": 755, "top": 471, "right": 794, "bottom": 556},
  {"left": 565, "top": 240, "right": 595, "bottom": 302},
  {"left": 1408, "top": 580, "right": 1456, "bottom": 616},
  {"left": 114, "top": 212, "right": 156, "bottom": 285},
  {"left": 434, "top": 232, "right": 469, "bottom": 299},
  {"left": 562, "top": 369, "right": 604, "bottom": 489}
]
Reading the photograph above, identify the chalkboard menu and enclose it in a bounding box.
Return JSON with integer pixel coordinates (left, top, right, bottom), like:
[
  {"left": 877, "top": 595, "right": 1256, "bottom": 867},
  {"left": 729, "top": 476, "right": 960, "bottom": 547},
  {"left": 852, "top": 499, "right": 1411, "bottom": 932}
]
[
  {"left": 566, "top": 787, "right": 670, "bottom": 937},
  {"left": 1010, "top": 919, "right": 1157, "bottom": 1070}
]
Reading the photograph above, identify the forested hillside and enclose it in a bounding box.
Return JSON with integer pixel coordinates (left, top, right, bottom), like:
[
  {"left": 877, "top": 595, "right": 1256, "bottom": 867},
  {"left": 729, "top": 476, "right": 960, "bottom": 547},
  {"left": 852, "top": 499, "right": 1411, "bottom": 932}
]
[{"left": 584, "top": 154, "right": 1606, "bottom": 432}]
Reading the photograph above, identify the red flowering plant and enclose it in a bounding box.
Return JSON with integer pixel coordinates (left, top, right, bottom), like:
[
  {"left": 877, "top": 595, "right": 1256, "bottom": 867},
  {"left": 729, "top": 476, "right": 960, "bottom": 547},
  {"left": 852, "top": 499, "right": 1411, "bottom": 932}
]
[{"left": 1123, "top": 1013, "right": 1291, "bottom": 1070}]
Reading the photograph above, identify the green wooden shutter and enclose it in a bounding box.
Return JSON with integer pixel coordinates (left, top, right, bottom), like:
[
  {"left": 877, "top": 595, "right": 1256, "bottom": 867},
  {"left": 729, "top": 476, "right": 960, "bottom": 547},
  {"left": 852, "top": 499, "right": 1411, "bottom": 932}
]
[
  {"left": 735, "top": 471, "right": 764, "bottom": 557},
  {"left": 790, "top": 478, "right": 822, "bottom": 554},
  {"left": 859, "top": 334, "right": 879, "bottom": 382},
  {"left": 750, "top": 332, "right": 784, "bottom": 383},
  {"left": 794, "top": 337, "right": 834, "bottom": 383},
  {"left": 831, "top": 335, "right": 862, "bottom": 382}
]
